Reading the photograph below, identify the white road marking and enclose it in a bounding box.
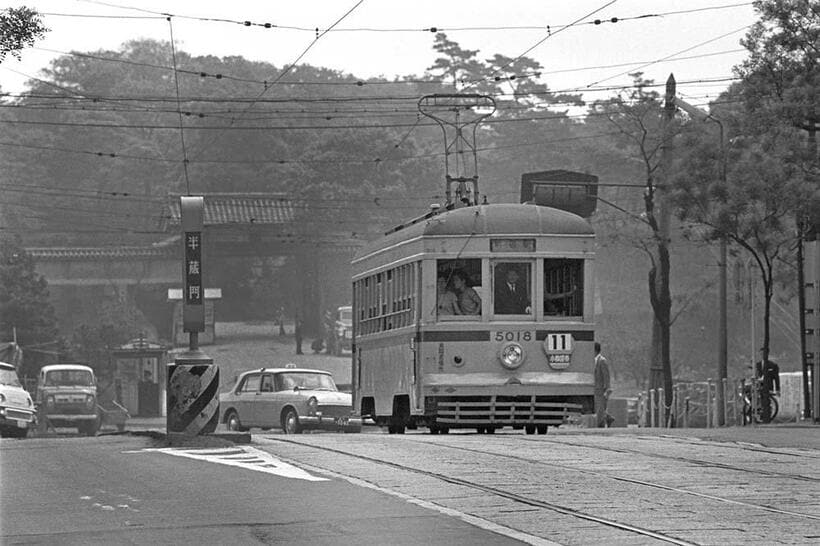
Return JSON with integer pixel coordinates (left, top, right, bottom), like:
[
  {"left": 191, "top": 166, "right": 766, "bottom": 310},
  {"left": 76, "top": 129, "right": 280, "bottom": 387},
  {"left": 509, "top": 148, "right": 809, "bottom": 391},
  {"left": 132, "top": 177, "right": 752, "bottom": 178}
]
[{"left": 136, "top": 446, "right": 328, "bottom": 481}]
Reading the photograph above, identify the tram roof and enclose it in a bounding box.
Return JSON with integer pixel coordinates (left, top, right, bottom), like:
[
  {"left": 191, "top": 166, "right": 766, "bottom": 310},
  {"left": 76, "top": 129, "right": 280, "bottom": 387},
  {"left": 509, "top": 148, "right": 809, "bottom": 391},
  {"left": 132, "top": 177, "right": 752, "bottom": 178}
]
[{"left": 354, "top": 203, "right": 593, "bottom": 260}]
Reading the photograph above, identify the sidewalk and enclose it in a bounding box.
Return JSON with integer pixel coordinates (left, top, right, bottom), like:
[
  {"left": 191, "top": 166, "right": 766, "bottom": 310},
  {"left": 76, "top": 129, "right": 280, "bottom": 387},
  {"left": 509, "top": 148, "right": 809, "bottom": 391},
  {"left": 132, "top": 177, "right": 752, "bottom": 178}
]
[{"left": 117, "top": 416, "right": 820, "bottom": 449}]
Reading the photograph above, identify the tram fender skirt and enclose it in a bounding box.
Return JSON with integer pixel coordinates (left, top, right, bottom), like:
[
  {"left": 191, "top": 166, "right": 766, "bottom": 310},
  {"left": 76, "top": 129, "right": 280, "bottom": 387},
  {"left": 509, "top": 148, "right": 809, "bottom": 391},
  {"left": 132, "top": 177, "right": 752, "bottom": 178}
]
[{"left": 167, "top": 364, "right": 219, "bottom": 435}]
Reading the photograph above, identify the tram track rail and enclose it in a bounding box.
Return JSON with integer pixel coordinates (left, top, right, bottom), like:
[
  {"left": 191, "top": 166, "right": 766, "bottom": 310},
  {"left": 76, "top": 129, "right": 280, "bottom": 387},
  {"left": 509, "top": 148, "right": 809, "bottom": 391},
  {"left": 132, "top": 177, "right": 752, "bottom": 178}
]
[
  {"left": 399, "top": 436, "right": 820, "bottom": 521},
  {"left": 513, "top": 434, "right": 820, "bottom": 483},
  {"left": 262, "top": 436, "right": 707, "bottom": 545}
]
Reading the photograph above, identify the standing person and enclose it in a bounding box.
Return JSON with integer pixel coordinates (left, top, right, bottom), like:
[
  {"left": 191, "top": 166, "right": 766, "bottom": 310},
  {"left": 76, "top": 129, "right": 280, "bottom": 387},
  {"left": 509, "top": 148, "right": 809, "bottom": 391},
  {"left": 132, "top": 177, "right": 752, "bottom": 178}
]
[
  {"left": 277, "top": 306, "right": 286, "bottom": 336},
  {"left": 294, "top": 314, "right": 304, "bottom": 355},
  {"left": 594, "top": 342, "right": 612, "bottom": 428},
  {"left": 323, "top": 309, "right": 336, "bottom": 355},
  {"left": 494, "top": 267, "right": 530, "bottom": 314},
  {"left": 451, "top": 270, "right": 481, "bottom": 315}
]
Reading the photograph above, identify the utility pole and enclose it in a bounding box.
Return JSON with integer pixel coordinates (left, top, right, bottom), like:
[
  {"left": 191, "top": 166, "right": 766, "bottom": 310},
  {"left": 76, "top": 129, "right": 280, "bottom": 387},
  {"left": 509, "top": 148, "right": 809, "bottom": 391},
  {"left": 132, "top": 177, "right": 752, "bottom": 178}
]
[
  {"left": 798, "top": 118, "right": 817, "bottom": 419},
  {"left": 670, "top": 94, "right": 729, "bottom": 426}
]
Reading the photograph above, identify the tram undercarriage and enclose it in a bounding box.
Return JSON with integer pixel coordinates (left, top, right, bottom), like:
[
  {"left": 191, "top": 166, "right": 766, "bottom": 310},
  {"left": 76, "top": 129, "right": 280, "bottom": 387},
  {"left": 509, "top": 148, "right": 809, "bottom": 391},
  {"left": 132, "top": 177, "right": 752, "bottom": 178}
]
[{"left": 364, "top": 393, "right": 594, "bottom": 435}]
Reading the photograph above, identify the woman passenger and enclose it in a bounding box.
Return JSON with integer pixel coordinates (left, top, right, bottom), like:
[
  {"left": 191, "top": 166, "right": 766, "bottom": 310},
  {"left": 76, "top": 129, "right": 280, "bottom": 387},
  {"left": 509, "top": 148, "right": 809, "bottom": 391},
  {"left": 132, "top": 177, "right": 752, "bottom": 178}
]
[{"left": 451, "top": 270, "right": 481, "bottom": 315}]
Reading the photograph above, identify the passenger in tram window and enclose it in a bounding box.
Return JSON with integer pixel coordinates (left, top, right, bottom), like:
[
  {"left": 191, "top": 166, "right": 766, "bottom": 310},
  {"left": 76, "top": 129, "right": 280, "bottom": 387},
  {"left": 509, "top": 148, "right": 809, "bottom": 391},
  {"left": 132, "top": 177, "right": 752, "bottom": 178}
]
[
  {"left": 451, "top": 270, "right": 481, "bottom": 315},
  {"left": 436, "top": 276, "right": 459, "bottom": 315},
  {"left": 494, "top": 266, "right": 531, "bottom": 314}
]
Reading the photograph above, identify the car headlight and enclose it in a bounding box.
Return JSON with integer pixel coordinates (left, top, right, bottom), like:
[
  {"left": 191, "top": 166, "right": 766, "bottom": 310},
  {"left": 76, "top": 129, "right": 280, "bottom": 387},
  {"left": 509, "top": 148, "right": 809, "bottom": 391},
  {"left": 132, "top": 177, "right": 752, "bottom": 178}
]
[
  {"left": 499, "top": 343, "right": 525, "bottom": 369},
  {"left": 27, "top": 397, "right": 33, "bottom": 407},
  {"left": 307, "top": 396, "right": 318, "bottom": 416},
  {"left": 46, "top": 395, "right": 55, "bottom": 408},
  {"left": 85, "top": 395, "right": 95, "bottom": 409}
]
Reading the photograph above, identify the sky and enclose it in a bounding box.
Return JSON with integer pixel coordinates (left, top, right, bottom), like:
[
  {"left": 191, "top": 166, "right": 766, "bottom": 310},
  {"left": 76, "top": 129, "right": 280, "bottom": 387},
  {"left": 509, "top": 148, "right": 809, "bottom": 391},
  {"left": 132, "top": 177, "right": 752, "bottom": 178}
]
[{"left": 1, "top": 0, "right": 761, "bottom": 108}]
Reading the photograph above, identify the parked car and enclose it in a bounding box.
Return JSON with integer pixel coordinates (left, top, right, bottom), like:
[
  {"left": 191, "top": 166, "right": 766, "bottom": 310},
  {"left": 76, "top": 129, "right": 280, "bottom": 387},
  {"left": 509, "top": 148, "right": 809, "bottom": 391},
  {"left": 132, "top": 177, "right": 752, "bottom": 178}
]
[
  {"left": 0, "top": 361, "right": 36, "bottom": 438},
  {"left": 334, "top": 305, "right": 353, "bottom": 356},
  {"left": 220, "top": 367, "right": 361, "bottom": 434},
  {"left": 36, "top": 364, "right": 99, "bottom": 436}
]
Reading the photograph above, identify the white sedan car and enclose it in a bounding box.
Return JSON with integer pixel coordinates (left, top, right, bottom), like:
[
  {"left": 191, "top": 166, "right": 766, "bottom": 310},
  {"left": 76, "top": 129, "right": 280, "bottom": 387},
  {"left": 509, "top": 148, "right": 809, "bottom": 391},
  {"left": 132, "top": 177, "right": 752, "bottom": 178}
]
[
  {"left": 0, "top": 361, "right": 36, "bottom": 438},
  {"left": 219, "top": 367, "right": 361, "bottom": 434}
]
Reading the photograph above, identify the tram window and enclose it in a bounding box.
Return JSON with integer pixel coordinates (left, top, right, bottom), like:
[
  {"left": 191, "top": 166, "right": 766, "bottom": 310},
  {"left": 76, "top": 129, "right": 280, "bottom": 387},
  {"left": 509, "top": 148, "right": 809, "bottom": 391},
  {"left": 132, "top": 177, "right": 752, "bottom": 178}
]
[
  {"left": 544, "top": 259, "right": 583, "bottom": 316},
  {"left": 493, "top": 262, "right": 532, "bottom": 315},
  {"left": 355, "top": 262, "right": 417, "bottom": 335},
  {"left": 437, "top": 259, "right": 482, "bottom": 318}
]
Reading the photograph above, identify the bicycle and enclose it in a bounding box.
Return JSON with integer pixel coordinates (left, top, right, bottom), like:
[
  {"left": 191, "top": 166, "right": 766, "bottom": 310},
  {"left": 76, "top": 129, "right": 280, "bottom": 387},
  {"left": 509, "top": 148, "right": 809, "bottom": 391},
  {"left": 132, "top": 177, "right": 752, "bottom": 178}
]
[{"left": 742, "top": 378, "right": 779, "bottom": 424}]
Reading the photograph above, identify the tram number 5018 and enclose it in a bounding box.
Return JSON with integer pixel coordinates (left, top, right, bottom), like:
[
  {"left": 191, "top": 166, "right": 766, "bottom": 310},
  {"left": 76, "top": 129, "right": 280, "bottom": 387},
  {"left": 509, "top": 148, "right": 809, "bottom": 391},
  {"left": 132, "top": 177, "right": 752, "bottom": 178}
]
[{"left": 494, "top": 331, "right": 533, "bottom": 342}]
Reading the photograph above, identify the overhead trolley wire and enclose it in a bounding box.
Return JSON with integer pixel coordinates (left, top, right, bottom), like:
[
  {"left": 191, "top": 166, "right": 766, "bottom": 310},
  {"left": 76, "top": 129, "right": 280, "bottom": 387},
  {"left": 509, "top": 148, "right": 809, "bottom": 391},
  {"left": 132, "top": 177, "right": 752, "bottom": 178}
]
[{"left": 52, "top": 1, "right": 753, "bottom": 34}]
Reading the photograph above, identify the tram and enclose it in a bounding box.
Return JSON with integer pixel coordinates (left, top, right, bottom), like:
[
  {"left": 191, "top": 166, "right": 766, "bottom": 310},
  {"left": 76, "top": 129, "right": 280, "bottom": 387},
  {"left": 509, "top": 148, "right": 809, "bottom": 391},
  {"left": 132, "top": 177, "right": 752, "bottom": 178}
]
[{"left": 351, "top": 169, "right": 598, "bottom": 434}]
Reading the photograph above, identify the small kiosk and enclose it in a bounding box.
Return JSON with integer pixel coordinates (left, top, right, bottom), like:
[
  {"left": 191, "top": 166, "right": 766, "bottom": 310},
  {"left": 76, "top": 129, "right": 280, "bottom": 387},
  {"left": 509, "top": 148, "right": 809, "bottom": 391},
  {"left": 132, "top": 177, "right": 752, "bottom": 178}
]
[{"left": 111, "top": 335, "right": 169, "bottom": 417}]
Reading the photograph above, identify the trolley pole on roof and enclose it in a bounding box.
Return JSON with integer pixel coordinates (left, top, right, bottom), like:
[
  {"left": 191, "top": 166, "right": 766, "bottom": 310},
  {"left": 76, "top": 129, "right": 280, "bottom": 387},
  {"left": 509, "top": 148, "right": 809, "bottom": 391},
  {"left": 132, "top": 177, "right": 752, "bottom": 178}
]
[{"left": 418, "top": 94, "right": 495, "bottom": 207}]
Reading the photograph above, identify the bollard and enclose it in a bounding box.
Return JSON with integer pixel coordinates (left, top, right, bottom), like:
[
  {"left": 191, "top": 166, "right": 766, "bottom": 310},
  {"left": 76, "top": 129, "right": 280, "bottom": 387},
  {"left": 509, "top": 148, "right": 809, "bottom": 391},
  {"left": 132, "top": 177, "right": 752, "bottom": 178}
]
[
  {"left": 649, "top": 389, "right": 656, "bottom": 428},
  {"left": 637, "top": 392, "right": 646, "bottom": 428},
  {"left": 658, "top": 387, "right": 664, "bottom": 428},
  {"left": 705, "top": 380, "right": 712, "bottom": 428},
  {"left": 721, "top": 378, "right": 728, "bottom": 427},
  {"left": 684, "top": 397, "right": 690, "bottom": 428},
  {"left": 166, "top": 343, "right": 219, "bottom": 442}
]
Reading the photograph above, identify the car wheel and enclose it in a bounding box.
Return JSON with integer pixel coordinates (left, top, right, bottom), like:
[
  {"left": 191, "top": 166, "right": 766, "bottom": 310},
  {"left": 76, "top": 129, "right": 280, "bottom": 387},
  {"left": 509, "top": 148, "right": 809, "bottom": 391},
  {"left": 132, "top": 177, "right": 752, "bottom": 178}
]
[
  {"left": 225, "top": 410, "right": 245, "bottom": 432},
  {"left": 525, "top": 425, "right": 536, "bottom": 435},
  {"left": 283, "top": 409, "right": 302, "bottom": 434}
]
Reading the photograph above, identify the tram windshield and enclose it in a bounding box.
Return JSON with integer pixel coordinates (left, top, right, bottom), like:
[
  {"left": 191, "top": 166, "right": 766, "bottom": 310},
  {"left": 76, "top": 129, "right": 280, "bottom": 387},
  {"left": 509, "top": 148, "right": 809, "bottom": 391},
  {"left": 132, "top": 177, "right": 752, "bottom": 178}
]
[
  {"left": 493, "top": 262, "right": 532, "bottom": 315},
  {"left": 437, "top": 259, "right": 482, "bottom": 318},
  {"left": 436, "top": 257, "right": 583, "bottom": 320}
]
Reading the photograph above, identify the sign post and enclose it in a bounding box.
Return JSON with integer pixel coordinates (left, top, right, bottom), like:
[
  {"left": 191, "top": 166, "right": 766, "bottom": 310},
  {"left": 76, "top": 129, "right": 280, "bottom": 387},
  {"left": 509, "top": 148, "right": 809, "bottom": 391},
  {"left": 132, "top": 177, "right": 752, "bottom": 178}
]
[{"left": 166, "top": 196, "right": 219, "bottom": 442}]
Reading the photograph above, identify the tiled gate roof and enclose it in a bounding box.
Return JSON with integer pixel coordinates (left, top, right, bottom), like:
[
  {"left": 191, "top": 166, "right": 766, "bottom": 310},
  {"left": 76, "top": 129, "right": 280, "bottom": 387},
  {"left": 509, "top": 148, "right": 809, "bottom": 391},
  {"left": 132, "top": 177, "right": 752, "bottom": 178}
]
[{"left": 164, "top": 193, "right": 298, "bottom": 228}]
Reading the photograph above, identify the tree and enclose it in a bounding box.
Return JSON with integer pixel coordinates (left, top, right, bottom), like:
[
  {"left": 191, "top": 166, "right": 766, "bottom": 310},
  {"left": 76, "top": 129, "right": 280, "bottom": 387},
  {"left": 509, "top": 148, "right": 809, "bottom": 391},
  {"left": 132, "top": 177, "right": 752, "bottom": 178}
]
[
  {"left": 673, "top": 0, "right": 820, "bottom": 371},
  {"left": 587, "top": 73, "right": 679, "bottom": 414},
  {"left": 0, "top": 236, "right": 60, "bottom": 376},
  {"left": 0, "top": 6, "right": 48, "bottom": 62},
  {"left": 672, "top": 88, "right": 814, "bottom": 366},
  {"left": 426, "top": 33, "right": 486, "bottom": 90}
]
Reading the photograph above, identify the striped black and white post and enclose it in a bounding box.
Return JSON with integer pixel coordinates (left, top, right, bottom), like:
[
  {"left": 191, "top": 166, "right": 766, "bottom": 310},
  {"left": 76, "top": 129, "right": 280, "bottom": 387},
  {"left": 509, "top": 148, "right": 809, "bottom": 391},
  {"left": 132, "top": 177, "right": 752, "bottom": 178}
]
[
  {"left": 167, "top": 196, "right": 219, "bottom": 443},
  {"left": 167, "top": 361, "right": 219, "bottom": 437}
]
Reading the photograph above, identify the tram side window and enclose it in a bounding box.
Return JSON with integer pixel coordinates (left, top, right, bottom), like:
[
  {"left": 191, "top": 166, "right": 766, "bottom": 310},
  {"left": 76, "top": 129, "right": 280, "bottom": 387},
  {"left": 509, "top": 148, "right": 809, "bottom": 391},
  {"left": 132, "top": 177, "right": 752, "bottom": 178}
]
[
  {"left": 493, "top": 262, "right": 532, "bottom": 315},
  {"left": 354, "top": 262, "right": 417, "bottom": 335},
  {"left": 544, "top": 259, "right": 583, "bottom": 317},
  {"left": 437, "top": 259, "right": 482, "bottom": 318}
]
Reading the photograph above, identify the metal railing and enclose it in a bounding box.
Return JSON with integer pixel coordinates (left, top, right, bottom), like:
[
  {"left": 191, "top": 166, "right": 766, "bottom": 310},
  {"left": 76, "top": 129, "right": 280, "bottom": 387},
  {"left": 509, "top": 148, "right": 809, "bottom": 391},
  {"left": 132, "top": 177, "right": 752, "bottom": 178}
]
[{"left": 636, "top": 378, "right": 760, "bottom": 428}]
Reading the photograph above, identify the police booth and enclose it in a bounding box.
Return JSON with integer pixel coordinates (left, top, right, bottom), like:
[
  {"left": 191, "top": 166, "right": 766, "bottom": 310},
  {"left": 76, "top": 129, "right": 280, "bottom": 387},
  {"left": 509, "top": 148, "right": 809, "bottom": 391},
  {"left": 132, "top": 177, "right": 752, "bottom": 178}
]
[{"left": 111, "top": 336, "right": 169, "bottom": 417}]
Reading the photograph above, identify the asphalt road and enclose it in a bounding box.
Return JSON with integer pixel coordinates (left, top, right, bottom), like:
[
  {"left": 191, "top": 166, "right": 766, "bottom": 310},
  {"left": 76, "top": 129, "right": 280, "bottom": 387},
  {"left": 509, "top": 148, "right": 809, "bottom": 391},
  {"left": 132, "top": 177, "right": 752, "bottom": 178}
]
[{"left": 1, "top": 435, "right": 527, "bottom": 545}]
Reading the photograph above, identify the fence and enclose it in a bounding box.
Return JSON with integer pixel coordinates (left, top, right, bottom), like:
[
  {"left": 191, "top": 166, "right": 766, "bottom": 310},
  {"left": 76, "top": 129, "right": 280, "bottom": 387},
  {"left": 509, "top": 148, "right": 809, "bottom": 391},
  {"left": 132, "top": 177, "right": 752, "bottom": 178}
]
[{"left": 635, "top": 375, "right": 804, "bottom": 428}]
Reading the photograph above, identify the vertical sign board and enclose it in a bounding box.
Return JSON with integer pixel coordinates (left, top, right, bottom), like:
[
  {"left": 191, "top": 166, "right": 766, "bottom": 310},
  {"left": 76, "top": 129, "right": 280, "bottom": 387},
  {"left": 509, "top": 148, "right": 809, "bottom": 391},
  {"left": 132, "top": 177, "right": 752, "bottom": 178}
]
[
  {"left": 168, "top": 196, "right": 218, "bottom": 440},
  {"left": 181, "top": 196, "right": 205, "bottom": 333}
]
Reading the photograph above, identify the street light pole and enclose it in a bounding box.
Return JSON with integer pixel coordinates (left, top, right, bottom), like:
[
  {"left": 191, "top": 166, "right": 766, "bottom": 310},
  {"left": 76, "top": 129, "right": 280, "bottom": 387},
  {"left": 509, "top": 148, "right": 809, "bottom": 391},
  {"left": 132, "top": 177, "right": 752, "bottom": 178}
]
[{"left": 672, "top": 96, "right": 729, "bottom": 425}]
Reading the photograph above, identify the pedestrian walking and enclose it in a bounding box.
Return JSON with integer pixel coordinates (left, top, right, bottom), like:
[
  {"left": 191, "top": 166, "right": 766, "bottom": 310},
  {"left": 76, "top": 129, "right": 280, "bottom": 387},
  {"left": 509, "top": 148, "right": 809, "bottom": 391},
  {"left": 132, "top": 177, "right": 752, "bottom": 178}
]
[
  {"left": 294, "top": 314, "right": 304, "bottom": 355},
  {"left": 594, "top": 342, "right": 612, "bottom": 428}
]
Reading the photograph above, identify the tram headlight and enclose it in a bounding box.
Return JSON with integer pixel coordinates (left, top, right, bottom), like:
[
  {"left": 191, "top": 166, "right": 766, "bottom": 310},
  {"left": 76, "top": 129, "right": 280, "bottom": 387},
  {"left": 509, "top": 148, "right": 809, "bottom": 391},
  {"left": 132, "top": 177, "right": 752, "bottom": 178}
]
[{"left": 498, "top": 343, "right": 525, "bottom": 369}]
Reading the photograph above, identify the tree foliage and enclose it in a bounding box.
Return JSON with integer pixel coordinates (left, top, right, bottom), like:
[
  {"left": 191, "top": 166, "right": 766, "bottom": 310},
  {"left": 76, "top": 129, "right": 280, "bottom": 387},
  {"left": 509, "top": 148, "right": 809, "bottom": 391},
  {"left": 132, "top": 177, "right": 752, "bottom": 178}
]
[
  {"left": 0, "top": 236, "right": 60, "bottom": 376},
  {"left": 0, "top": 6, "right": 48, "bottom": 62},
  {"left": 672, "top": 0, "right": 820, "bottom": 359}
]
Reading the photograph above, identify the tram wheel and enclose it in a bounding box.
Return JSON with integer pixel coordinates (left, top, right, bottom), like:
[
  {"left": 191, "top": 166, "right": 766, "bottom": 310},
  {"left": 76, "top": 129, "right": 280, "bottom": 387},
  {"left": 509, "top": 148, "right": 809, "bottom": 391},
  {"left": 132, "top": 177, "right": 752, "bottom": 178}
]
[
  {"left": 536, "top": 425, "right": 548, "bottom": 435},
  {"left": 525, "top": 425, "right": 536, "bottom": 435}
]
